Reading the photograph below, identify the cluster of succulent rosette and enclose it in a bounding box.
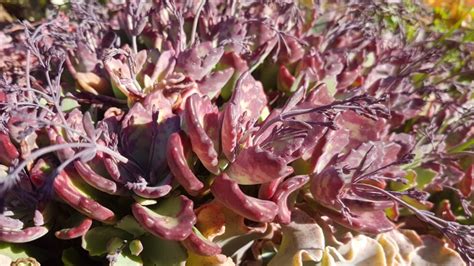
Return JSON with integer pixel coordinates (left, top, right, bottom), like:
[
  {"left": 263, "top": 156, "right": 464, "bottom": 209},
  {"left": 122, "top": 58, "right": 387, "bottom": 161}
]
[{"left": 0, "top": 0, "right": 473, "bottom": 265}]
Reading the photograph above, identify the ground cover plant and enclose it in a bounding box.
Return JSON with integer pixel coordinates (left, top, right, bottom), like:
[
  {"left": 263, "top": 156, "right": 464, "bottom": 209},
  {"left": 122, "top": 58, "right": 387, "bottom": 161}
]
[{"left": 0, "top": 0, "right": 473, "bottom": 265}]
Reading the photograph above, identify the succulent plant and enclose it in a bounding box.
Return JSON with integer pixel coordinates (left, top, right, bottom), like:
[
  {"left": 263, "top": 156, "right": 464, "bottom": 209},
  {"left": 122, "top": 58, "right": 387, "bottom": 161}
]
[{"left": 0, "top": 0, "right": 473, "bottom": 265}]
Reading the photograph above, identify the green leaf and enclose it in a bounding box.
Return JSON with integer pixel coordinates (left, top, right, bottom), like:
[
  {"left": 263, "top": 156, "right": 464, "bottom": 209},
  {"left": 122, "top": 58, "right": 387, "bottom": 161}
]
[
  {"left": 0, "top": 243, "right": 46, "bottom": 262},
  {"left": 390, "top": 170, "right": 417, "bottom": 191},
  {"left": 82, "top": 226, "right": 132, "bottom": 256},
  {"left": 61, "top": 98, "right": 80, "bottom": 112},
  {"left": 139, "top": 235, "right": 187, "bottom": 266},
  {"left": 448, "top": 137, "right": 474, "bottom": 153},
  {"left": 115, "top": 215, "right": 147, "bottom": 237},
  {"left": 62, "top": 247, "right": 95, "bottom": 266},
  {"left": 113, "top": 249, "right": 142, "bottom": 266},
  {"left": 414, "top": 168, "right": 437, "bottom": 189}
]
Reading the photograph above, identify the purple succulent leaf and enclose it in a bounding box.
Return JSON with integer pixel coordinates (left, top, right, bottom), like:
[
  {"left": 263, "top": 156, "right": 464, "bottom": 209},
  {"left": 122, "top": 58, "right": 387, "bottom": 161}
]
[
  {"left": 182, "top": 227, "right": 222, "bottom": 256},
  {"left": 221, "top": 100, "right": 240, "bottom": 162},
  {"left": 149, "top": 50, "right": 176, "bottom": 84},
  {"left": 53, "top": 170, "right": 116, "bottom": 223},
  {"left": 226, "top": 145, "right": 294, "bottom": 185},
  {"left": 176, "top": 42, "right": 224, "bottom": 81},
  {"left": 310, "top": 166, "right": 345, "bottom": 210},
  {"left": 0, "top": 226, "right": 48, "bottom": 243},
  {"left": 55, "top": 217, "right": 93, "bottom": 240},
  {"left": 0, "top": 215, "right": 24, "bottom": 231},
  {"left": 167, "top": 132, "right": 204, "bottom": 196},
  {"left": 132, "top": 195, "right": 196, "bottom": 241},
  {"left": 197, "top": 68, "right": 234, "bottom": 99},
  {"left": 272, "top": 175, "right": 309, "bottom": 224},
  {"left": 73, "top": 161, "right": 119, "bottom": 195},
  {"left": 210, "top": 173, "right": 278, "bottom": 223},
  {"left": 313, "top": 128, "right": 350, "bottom": 173},
  {"left": 320, "top": 206, "right": 395, "bottom": 235},
  {"left": 181, "top": 93, "right": 220, "bottom": 175}
]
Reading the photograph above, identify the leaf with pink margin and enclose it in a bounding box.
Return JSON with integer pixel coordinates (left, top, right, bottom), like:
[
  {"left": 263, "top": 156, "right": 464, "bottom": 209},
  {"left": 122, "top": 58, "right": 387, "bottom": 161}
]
[
  {"left": 0, "top": 215, "right": 23, "bottom": 231},
  {"left": 132, "top": 184, "right": 172, "bottom": 199},
  {"left": 176, "top": 42, "right": 224, "bottom": 81},
  {"left": 73, "top": 161, "right": 118, "bottom": 195},
  {"left": 55, "top": 217, "right": 93, "bottom": 240},
  {"left": 182, "top": 227, "right": 222, "bottom": 256},
  {"left": 314, "top": 128, "right": 350, "bottom": 174},
  {"left": 310, "top": 167, "right": 345, "bottom": 210},
  {"left": 132, "top": 195, "right": 196, "bottom": 241},
  {"left": 167, "top": 132, "right": 204, "bottom": 196},
  {"left": 226, "top": 145, "right": 294, "bottom": 185},
  {"left": 335, "top": 110, "right": 386, "bottom": 151},
  {"left": 221, "top": 101, "right": 240, "bottom": 162},
  {"left": 197, "top": 68, "right": 234, "bottom": 100},
  {"left": 181, "top": 93, "right": 220, "bottom": 174},
  {"left": 268, "top": 209, "right": 324, "bottom": 266},
  {"left": 53, "top": 170, "right": 116, "bottom": 223},
  {"left": 258, "top": 177, "right": 284, "bottom": 200},
  {"left": 0, "top": 133, "right": 18, "bottom": 166},
  {"left": 0, "top": 226, "right": 48, "bottom": 243},
  {"left": 210, "top": 173, "right": 278, "bottom": 222},
  {"left": 272, "top": 175, "right": 310, "bottom": 224}
]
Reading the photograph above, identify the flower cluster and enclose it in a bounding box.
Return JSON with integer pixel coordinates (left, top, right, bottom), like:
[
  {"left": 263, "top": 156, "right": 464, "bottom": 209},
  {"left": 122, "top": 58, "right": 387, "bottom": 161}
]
[{"left": 0, "top": 0, "right": 472, "bottom": 265}]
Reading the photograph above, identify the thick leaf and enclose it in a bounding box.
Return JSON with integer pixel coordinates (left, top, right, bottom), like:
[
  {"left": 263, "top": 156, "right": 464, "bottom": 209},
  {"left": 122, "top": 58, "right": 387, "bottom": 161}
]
[
  {"left": 167, "top": 132, "right": 204, "bottom": 196},
  {"left": 82, "top": 226, "right": 132, "bottom": 256},
  {"left": 181, "top": 93, "right": 220, "bottom": 174},
  {"left": 322, "top": 235, "right": 387, "bottom": 265},
  {"left": 53, "top": 170, "right": 116, "bottom": 223},
  {"left": 210, "top": 173, "right": 278, "bottom": 222},
  {"left": 55, "top": 217, "right": 93, "bottom": 240},
  {"left": 226, "top": 145, "right": 294, "bottom": 185},
  {"left": 140, "top": 234, "right": 187, "bottom": 266},
  {"left": 0, "top": 226, "right": 48, "bottom": 243},
  {"left": 197, "top": 68, "right": 234, "bottom": 99},
  {"left": 132, "top": 195, "right": 196, "bottom": 241},
  {"left": 176, "top": 42, "right": 224, "bottom": 81},
  {"left": 0, "top": 133, "right": 19, "bottom": 166},
  {"left": 272, "top": 175, "right": 309, "bottom": 224},
  {"left": 269, "top": 209, "right": 324, "bottom": 266},
  {"left": 74, "top": 161, "right": 118, "bottom": 195},
  {"left": 182, "top": 227, "right": 222, "bottom": 256}
]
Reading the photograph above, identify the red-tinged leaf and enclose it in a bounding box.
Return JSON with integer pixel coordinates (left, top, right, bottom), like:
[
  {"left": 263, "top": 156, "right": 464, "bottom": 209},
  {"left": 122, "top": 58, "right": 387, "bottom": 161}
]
[
  {"left": 277, "top": 65, "right": 296, "bottom": 93},
  {"left": 272, "top": 175, "right": 309, "bottom": 224},
  {"left": 336, "top": 110, "right": 386, "bottom": 151},
  {"left": 29, "top": 158, "right": 52, "bottom": 188},
  {"left": 221, "top": 101, "right": 239, "bottom": 162},
  {"left": 55, "top": 135, "right": 75, "bottom": 162},
  {"left": 0, "top": 133, "right": 19, "bottom": 166},
  {"left": 310, "top": 167, "right": 345, "bottom": 209},
  {"left": 149, "top": 50, "right": 176, "bottom": 84},
  {"left": 132, "top": 196, "right": 196, "bottom": 241},
  {"left": 0, "top": 226, "right": 48, "bottom": 243},
  {"left": 167, "top": 132, "right": 204, "bottom": 196},
  {"left": 314, "top": 128, "right": 350, "bottom": 173},
  {"left": 55, "top": 218, "right": 93, "bottom": 240},
  {"left": 258, "top": 177, "right": 284, "bottom": 200},
  {"left": 321, "top": 206, "right": 394, "bottom": 234},
  {"left": 226, "top": 145, "right": 294, "bottom": 185},
  {"left": 133, "top": 184, "right": 172, "bottom": 199},
  {"left": 176, "top": 42, "right": 224, "bottom": 81},
  {"left": 74, "top": 161, "right": 118, "bottom": 195},
  {"left": 232, "top": 75, "right": 268, "bottom": 122},
  {"left": 210, "top": 173, "right": 278, "bottom": 222},
  {"left": 181, "top": 94, "right": 220, "bottom": 175},
  {"left": 197, "top": 68, "right": 234, "bottom": 99},
  {"left": 53, "top": 170, "right": 116, "bottom": 223},
  {"left": 460, "top": 165, "right": 473, "bottom": 197},
  {"left": 437, "top": 200, "right": 456, "bottom": 222},
  {"left": 182, "top": 227, "right": 222, "bottom": 256}
]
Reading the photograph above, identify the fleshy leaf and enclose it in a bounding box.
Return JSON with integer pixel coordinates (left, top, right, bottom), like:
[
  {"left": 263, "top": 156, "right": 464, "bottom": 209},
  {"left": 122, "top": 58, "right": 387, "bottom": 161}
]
[
  {"left": 74, "top": 161, "right": 118, "bottom": 195},
  {"left": 322, "top": 235, "right": 387, "bottom": 265},
  {"left": 210, "top": 173, "right": 278, "bottom": 222},
  {"left": 181, "top": 93, "right": 220, "bottom": 174},
  {"left": 182, "top": 227, "right": 222, "bottom": 256},
  {"left": 140, "top": 234, "right": 187, "bottom": 266},
  {"left": 0, "top": 133, "right": 19, "bottom": 166},
  {"left": 176, "top": 42, "right": 224, "bottom": 81},
  {"left": 53, "top": 170, "right": 116, "bottom": 223},
  {"left": 132, "top": 195, "right": 196, "bottom": 240},
  {"left": 226, "top": 145, "right": 294, "bottom": 185},
  {"left": 55, "top": 217, "right": 93, "bottom": 240},
  {"left": 272, "top": 175, "right": 309, "bottom": 224},
  {"left": 82, "top": 226, "right": 132, "bottom": 256},
  {"left": 167, "top": 132, "right": 204, "bottom": 196},
  {"left": 0, "top": 227, "right": 48, "bottom": 243},
  {"left": 268, "top": 209, "right": 324, "bottom": 266}
]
